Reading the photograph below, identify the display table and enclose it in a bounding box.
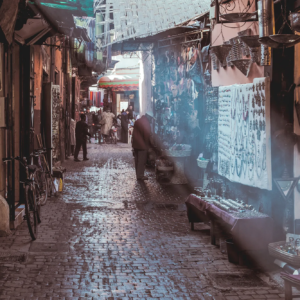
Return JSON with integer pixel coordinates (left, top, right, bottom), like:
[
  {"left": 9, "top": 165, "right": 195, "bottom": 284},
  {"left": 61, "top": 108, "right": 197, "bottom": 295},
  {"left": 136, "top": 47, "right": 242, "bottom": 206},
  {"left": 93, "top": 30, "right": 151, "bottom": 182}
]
[
  {"left": 163, "top": 149, "right": 191, "bottom": 185},
  {"left": 185, "top": 194, "right": 273, "bottom": 253}
]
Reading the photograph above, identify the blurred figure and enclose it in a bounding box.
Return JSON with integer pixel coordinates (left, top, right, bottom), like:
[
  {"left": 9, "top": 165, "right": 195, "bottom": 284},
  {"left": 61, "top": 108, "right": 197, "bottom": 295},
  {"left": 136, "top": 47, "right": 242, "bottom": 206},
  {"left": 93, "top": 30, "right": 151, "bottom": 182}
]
[{"left": 132, "top": 115, "right": 152, "bottom": 181}]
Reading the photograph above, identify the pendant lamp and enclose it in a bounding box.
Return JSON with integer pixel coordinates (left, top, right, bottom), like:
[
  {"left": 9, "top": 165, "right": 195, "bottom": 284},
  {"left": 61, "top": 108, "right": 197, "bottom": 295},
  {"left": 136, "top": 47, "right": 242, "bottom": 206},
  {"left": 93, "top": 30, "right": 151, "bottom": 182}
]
[
  {"left": 240, "top": 36, "right": 261, "bottom": 64},
  {"left": 210, "top": 44, "right": 232, "bottom": 68},
  {"left": 231, "top": 59, "right": 252, "bottom": 77}
]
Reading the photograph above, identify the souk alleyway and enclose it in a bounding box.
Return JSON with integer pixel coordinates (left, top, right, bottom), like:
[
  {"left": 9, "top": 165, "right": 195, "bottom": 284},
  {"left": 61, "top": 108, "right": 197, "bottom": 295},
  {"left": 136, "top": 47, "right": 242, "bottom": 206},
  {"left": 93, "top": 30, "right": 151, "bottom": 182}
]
[{"left": 0, "top": 144, "right": 285, "bottom": 300}]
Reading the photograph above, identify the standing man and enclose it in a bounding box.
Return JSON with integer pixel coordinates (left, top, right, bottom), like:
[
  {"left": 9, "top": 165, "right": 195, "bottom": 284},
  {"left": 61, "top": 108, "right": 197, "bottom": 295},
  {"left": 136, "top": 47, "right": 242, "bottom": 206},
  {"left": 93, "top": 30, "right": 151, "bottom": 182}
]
[
  {"left": 74, "top": 114, "right": 92, "bottom": 162},
  {"left": 121, "top": 110, "right": 129, "bottom": 143},
  {"left": 132, "top": 114, "right": 152, "bottom": 181}
]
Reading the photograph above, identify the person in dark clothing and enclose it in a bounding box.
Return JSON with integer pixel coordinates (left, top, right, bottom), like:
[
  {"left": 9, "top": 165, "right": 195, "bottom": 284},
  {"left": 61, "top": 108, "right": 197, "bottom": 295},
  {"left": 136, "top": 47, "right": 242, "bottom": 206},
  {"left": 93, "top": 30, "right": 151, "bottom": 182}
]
[
  {"left": 128, "top": 105, "right": 134, "bottom": 120},
  {"left": 74, "top": 114, "right": 92, "bottom": 162},
  {"left": 132, "top": 115, "right": 152, "bottom": 181},
  {"left": 121, "top": 110, "right": 129, "bottom": 143}
]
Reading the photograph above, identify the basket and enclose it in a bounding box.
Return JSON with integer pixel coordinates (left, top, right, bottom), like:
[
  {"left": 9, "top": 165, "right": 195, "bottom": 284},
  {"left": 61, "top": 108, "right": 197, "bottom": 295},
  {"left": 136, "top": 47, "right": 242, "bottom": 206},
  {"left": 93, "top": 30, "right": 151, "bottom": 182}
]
[
  {"left": 163, "top": 149, "right": 191, "bottom": 157},
  {"left": 197, "top": 159, "right": 209, "bottom": 169},
  {"left": 268, "top": 241, "right": 300, "bottom": 267}
]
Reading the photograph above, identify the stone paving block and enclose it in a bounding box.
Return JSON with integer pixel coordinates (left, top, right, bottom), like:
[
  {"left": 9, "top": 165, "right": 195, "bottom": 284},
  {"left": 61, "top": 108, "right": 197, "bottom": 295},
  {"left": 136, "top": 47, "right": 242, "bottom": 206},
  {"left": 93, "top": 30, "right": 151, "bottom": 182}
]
[{"left": 0, "top": 145, "right": 286, "bottom": 299}]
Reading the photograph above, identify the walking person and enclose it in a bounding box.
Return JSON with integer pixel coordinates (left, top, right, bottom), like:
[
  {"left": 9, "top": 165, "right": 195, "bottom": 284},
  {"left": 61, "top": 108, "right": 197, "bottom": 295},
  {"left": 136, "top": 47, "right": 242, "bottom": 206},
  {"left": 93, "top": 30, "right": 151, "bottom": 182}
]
[
  {"left": 121, "top": 110, "right": 129, "bottom": 143},
  {"left": 100, "top": 108, "right": 115, "bottom": 142},
  {"left": 74, "top": 114, "right": 92, "bottom": 162},
  {"left": 132, "top": 114, "right": 152, "bottom": 181}
]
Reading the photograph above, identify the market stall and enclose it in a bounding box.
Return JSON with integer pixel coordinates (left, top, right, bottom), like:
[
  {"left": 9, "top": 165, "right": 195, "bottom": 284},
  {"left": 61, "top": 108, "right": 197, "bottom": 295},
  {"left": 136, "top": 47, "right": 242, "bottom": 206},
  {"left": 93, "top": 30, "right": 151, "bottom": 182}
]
[{"left": 186, "top": 194, "right": 273, "bottom": 263}]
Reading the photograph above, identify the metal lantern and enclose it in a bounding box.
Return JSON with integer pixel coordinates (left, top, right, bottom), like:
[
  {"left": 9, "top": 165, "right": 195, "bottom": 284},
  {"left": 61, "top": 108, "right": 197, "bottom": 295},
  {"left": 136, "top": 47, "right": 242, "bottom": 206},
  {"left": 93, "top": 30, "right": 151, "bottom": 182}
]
[
  {"left": 231, "top": 59, "right": 252, "bottom": 77},
  {"left": 210, "top": 44, "right": 232, "bottom": 68},
  {"left": 240, "top": 36, "right": 261, "bottom": 64}
]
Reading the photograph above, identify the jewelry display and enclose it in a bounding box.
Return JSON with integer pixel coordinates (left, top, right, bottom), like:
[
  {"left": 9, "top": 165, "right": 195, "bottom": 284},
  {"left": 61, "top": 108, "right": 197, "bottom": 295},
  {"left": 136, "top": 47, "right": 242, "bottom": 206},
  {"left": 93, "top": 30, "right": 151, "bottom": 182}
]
[
  {"left": 218, "top": 78, "right": 272, "bottom": 190},
  {"left": 205, "top": 87, "right": 219, "bottom": 155}
]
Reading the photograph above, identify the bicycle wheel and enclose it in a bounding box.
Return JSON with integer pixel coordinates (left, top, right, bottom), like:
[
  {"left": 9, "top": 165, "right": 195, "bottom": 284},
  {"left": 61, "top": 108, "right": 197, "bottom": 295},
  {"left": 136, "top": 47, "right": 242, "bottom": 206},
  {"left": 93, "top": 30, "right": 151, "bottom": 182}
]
[
  {"left": 24, "top": 185, "right": 38, "bottom": 240},
  {"left": 37, "top": 169, "right": 49, "bottom": 206}
]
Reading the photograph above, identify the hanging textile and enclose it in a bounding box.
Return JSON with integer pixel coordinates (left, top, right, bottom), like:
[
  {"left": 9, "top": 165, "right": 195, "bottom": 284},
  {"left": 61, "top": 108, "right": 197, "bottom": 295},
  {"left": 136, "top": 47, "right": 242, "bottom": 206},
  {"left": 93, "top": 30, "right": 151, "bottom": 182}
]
[{"left": 89, "top": 91, "right": 103, "bottom": 107}]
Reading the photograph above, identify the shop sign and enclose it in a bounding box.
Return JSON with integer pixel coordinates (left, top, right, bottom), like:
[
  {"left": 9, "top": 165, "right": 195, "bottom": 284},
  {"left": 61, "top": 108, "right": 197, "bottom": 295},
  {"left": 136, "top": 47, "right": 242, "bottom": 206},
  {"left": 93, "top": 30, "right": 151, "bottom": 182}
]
[{"left": 286, "top": 233, "right": 300, "bottom": 246}]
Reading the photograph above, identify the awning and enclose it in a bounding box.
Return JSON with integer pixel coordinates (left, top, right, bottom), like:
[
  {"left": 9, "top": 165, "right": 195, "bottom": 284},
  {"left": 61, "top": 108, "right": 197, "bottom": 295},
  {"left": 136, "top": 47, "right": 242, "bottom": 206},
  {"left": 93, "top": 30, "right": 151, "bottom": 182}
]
[
  {"left": 28, "top": 1, "right": 86, "bottom": 36},
  {"left": 0, "top": 0, "right": 19, "bottom": 44},
  {"left": 98, "top": 75, "right": 139, "bottom": 92}
]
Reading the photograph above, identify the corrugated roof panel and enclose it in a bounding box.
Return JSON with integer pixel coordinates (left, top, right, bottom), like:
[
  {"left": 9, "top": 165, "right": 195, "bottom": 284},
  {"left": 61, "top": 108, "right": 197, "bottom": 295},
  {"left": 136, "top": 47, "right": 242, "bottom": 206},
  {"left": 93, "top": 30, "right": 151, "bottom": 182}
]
[{"left": 96, "top": 0, "right": 210, "bottom": 44}]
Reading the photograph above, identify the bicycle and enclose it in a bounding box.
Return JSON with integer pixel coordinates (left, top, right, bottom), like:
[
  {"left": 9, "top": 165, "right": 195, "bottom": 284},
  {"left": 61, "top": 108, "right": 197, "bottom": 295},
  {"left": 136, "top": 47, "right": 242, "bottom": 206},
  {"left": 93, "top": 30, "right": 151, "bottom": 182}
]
[
  {"left": 2, "top": 156, "right": 39, "bottom": 240},
  {"left": 32, "top": 148, "right": 58, "bottom": 205},
  {"left": 36, "top": 135, "right": 58, "bottom": 201}
]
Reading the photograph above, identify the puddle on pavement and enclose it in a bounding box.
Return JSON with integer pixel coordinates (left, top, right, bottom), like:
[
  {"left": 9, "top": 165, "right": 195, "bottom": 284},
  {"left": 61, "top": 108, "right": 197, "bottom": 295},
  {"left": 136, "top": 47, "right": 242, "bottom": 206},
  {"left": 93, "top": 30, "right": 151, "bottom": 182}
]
[
  {"left": 209, "top": 272, "right": 269, "bottom": 288},
  {"left": 63, "top": 156, "right": 190, "bottom": 210}
]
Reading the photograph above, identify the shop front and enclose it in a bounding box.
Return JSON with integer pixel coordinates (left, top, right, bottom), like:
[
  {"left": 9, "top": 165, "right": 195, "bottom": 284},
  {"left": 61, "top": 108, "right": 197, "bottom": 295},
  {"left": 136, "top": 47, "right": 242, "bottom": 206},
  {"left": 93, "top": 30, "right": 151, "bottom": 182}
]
[
  {"left": 184, "top": 0, "right": 300, "bottom": 271},
  {"left": 98, "top": 74, "right": 139, "bottom": 116},
  {"left": 152, "top": 33, "right": 209, "bottom": 185}
]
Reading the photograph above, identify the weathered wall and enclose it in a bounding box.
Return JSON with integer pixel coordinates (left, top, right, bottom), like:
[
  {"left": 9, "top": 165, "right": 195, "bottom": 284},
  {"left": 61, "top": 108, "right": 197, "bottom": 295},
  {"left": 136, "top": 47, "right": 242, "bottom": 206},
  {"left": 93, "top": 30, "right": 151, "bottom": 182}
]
[
  {"left": 0, "top": 43, "right": 5, "bottom": 199},
  {"left": 12, "top": 43, "right": 20, "bottom": 205},
  {"left": 34, "top": 45, "right": 43, "bottom": 150},
  {"left": 211, "top": 22, "right": 264, "bottom": 87}
]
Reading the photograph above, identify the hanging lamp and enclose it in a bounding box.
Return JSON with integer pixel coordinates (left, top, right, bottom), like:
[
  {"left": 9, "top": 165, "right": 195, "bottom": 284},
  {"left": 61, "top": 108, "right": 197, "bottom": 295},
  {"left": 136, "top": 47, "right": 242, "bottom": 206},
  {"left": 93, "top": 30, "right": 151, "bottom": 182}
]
[
  {"left": 231, "top": 59, "right": 252, "bottom": 77},
  {"left": 210, "top": 44, "right": 232, "bottom": 68},
  {"left": 258, "top": 0, "right": 300, "bottom": 48},
  {"left": 240, "top": 36, "right": 261, "bottom": 64}
]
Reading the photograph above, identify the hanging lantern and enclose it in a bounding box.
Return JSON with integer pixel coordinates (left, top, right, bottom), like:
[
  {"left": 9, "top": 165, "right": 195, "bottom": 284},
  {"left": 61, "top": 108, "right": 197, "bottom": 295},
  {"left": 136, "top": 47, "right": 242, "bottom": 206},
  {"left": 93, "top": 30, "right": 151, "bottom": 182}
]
[
  {"left": 231, "top": 59, "right": 252, "bottom": 77},
  {"left": 258, "top": 0, "right": 300, "bottom": 48},
  {"left": 289, "top": 12, "right": 300, "bottom": 32},
  {"left": 240, "top": 36, "right": 261, "bottom": 64},
  {"left": 210, "top": 44, "right": 232, "bottom": 68}
]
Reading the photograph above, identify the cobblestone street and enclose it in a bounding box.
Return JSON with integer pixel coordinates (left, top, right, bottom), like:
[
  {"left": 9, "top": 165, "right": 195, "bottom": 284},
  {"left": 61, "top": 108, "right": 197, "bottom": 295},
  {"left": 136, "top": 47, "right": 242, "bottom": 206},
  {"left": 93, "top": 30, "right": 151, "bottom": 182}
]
[{"left": 0, "top": 144, "right": 284, "bottom": 300}]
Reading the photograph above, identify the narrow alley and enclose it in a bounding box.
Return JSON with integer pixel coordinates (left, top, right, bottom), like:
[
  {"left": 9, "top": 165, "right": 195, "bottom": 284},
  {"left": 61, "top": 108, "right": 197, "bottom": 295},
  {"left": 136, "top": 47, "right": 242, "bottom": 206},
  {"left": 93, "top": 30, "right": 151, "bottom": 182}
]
[{"left": 0, "top": 145, "right": 284, "bottom": 300}]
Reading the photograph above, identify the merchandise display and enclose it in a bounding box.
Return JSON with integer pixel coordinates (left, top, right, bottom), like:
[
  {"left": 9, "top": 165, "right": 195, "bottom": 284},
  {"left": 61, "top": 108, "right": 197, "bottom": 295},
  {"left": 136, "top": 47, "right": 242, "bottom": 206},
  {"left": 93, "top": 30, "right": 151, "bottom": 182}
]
[
  {"left": 218, "top": 77, "right": 272, "bottom": 190},
  {"left": 153, "top": 44, "right": 204, "bottom": 153},
  {"left": 204, "top": 87, "right": 218, "bottom": 156}
]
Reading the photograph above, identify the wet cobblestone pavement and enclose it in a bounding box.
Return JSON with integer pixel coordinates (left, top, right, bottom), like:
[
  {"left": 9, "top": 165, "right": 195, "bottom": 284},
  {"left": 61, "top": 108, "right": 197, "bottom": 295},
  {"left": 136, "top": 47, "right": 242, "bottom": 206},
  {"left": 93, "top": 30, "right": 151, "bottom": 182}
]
[{"left": 0, "top": 144, "right": 284, "bottom": 300}]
